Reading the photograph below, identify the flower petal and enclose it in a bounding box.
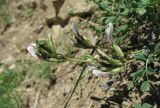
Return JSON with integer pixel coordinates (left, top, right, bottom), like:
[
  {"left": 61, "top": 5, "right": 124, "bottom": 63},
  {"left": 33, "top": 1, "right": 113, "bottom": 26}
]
[
  {"left": 105, "top": 23, "right": 113, "bottom": 44},
  {"left": 92, "top": 69, "right": 111, "bottom": 77},
  {"left": 27, "top": 43, "right": 38, "bottom": 59}
]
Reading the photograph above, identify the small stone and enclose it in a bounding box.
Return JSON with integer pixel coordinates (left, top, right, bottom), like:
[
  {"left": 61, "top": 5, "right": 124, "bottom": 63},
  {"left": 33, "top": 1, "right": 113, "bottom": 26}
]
[{"left": 49, "top": 74, "right": 57, "bottom": 86}]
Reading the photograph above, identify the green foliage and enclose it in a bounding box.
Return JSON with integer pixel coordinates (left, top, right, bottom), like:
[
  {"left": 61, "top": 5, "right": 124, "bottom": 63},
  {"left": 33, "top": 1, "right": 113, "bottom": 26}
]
[
  {"left": 127, "top": 81, "right": 134, "bottom": 90},
  {"left": 24, "top": 0, "right": 160, "bottom": 107},
  {"left": 132, "top": 103, "right": 153, "bottom": 108},
  {"left": 99, "top": 1, "right": 108, "bottom": 10},
  {"left": 0, "top": 95, "right": 17, "bottom": 108},
  {"left": 0, "top": 69, "right": 24, "bottom": 90},
  {"left": 142, "top": 103, "right": 153, "bottom": 108},
  {"left": 0, "top": 65, "right": 25, "bottom": 108},
  {"left": 140, "top": 81, "right": 150, "bottom": 92},
  {"left": 16, "top": 60, "right": 51, "bottom": 79},
  {"left": 0, "top": 12, "right": 11, "bottom": 25},
  {"left": 0, "top": 0, "right": 6, "bottom": 6},
  {"left": 91, "top": 0, "right": 160, "bottom": 44},
  {"left": 0, "top": 60, "right": 51, "bottom": 108},
  {"left": 132, "top": 103, "right": 142, "bottom": 108},
  {"left": 0, "top": 0, "right": 11, "bottom": 26}
]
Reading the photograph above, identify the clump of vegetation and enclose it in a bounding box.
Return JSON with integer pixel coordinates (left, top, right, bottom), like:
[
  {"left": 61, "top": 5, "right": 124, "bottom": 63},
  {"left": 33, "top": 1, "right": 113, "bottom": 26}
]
[
  {"left": 0, "top": 0, "right": 10, "bottom": 27},
  {"left": 89, "top": 0, "right": 160, "bottom": 107},
  {"left": 0, "top": 0, "right": 159, "bottom": 108},
  {"left": 0, "top": 0, "right": 11, "bottom": 27},
  {"left": 26, "top": 0, "right": 160, "bottom": 108},
  {"left": 0, "top": 60, "right": 51, "bottom": 108},
  {"left": 0, "top": 65, "right": 24, "bottom": 108}
]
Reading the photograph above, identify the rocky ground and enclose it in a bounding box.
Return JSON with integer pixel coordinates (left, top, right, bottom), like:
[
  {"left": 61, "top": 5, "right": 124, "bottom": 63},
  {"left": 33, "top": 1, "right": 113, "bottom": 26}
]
[{"left": 0, "top": 0, "right": 111, "bottom": 108}]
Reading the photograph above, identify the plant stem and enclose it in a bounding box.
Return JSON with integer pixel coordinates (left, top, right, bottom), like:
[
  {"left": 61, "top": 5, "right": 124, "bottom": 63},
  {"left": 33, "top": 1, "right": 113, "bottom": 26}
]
[
  {"left": 64, "top": 38, "right": 102, "bottom": 108},
  {"left": 66, "top": 58, "right": 96, "bottom": 63},
  {"left": 125, "top": 59, "right": 136, "bottom": 64},
  {"left": 145, "top": 57, "right": 149, "bottom": 81}
]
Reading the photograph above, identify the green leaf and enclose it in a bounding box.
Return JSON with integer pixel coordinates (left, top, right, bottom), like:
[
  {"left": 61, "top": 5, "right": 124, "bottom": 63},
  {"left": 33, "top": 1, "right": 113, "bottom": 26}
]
[
  {"left": 146, "top": 67, "right": 155, "bottom": 75},
  {"left": 142, "top": 103, "right": 153, "bottom": 108},
  {"left": 155, "top": 42, "right": 160, "bottom": 53},
  {"left": 127, "top": 82, "right": 134, "bottom": 90},
  {"left": 48, "top": 34, "right": 56, "bottom": 54},
  {"left": 105, "top": 16, "right": 116, "bottom": 24},
  {"left": 121, "top": 8, "right": 130, "bottom": 15},
  {"left": 131, "top": 1, "right": 139, "bottom": 8},
  {"left": 0, "top": 85, "right": 7, "bottom": 96},
  {"left": 130, "top": 69, "right": 145, "bottom": 78},
  {"left": 137, "top": 8, "right": 146, "bottom": 15},
  {"left": 135, "top": 52, "right": 147, "bottom": 62},
  {"left": 94, "top": 0, "right": 100, "bottom": 3},
  {"left": 141, "top": 0, "right": 150, "bottom": 5},
  {"left": 140, "top": 81, "right": 150, "bottom": 92},
  {"left": 0, "top": 0, "right": 6, "bottom": 5},
  {"left": 80, "top": 54, "right": 94, "bottom": 61},
  {"left": 132, "top": 103, "right": 142, "bottom": 108},
  {"left": 147, "top": 55, "right": 154, "bottom": 63},
  {"left": 116, "top": 24, "right": 128, "bottom": 32},
  {"left": 99, "top": 2, "right": 108, "bottom": 10}
]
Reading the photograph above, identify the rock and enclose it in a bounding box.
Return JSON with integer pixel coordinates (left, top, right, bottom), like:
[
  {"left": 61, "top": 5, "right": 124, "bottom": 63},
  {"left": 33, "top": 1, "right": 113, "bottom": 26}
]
[
  {"left": 45, "top": 16, "right": 59, "bottom": 28},
  {"left": 68, "top": 16, "right": 80, "bottom": 25},
  {"left": 58, "top": 0, "right": 96, "bottom": 21},
  {"left": 33, "top": 24, "right": 44, "bottom": 34},
  {"left": 52, "top": 25, "right": 63, "bottom": 40},
  {"left": 44, "top": 0, "right": 56, "bottom": 27},
  {"left": 52, "top": 0, "right": 65, "bottom": 16}
]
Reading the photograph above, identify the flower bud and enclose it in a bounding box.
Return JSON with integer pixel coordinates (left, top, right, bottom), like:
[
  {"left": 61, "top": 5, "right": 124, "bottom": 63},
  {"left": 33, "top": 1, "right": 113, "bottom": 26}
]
[
  {"left": 71, "top": 23, "right": 93, "bottom": 49},
  {"left": 110, "top": 66, "right": 124, "bottom": 74},
  {"left": 112, "top": 44, "right": 124, "bottom": 58},
  {"left": 105, "top": 23, "right": 113, "bottom": 44}
]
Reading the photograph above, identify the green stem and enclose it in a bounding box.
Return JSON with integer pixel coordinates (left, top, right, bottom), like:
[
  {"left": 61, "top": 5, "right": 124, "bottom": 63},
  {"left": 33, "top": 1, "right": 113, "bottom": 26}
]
[
  {"left": 64, "top": 37, "right": 102, "bottom": 108},
  {"left": 125, "top": 59, "right": 136, "bottom": 64},
  {"left": 65, "top": 58, "right": 96, "bottom": 63},
  {"left": 145, "top": 58, "right": 149, "bottom": 81}
]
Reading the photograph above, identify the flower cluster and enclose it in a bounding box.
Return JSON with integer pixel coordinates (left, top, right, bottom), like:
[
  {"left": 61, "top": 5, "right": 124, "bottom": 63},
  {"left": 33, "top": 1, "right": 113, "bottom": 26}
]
[{"left": 27, "top": 23, "right": 126, "bottom": 91}]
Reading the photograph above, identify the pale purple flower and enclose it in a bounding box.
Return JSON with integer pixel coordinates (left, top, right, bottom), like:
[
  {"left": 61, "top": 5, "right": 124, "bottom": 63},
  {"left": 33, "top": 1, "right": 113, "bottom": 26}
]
[
  {"left": 27, "top": 43, "right": 38, "bottom": 59},
  {"left": 105, "top": 23, "right": 113, "bottom": 44},
  {"left": 92, "top": 69, "right": 111, "bottom": 78}
]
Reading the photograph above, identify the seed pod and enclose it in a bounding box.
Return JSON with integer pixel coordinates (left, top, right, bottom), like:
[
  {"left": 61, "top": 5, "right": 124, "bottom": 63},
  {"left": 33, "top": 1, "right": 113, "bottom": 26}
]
[
  {"left": 71, "top": 23, "right": 93, "bottom": 49},
  {"left": 37, "top": 47, "right": 52, "bottom": 59},
  {"left": 48, "top": 33, "right": 56, "bottom": 53},
  {"left": 97, "top": 49, "right": 123, "bottom": 66},
  {"left": 110, "top": 66, "right": 124, "bottom": 74},
  {"left": 97, "top": 49, "right": 112, "bottom": 61},
  {"left": 112, "top": 44, "right": 124, "bottom": 58},
  {"left": 110, "top": 59, "right": 123, "bottom": 66}
]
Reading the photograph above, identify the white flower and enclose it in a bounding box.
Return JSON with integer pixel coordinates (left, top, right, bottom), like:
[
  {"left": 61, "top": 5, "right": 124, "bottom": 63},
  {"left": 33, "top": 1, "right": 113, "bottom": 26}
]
[
  {"left": 105, "top": 23, "right": 113, "bottom": 44},
  {"left": 92, "top": 69, "right": 111, "bottom": 77},
  {"left": 27, "top": 43, "right": 38, "bottom": 59}
]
